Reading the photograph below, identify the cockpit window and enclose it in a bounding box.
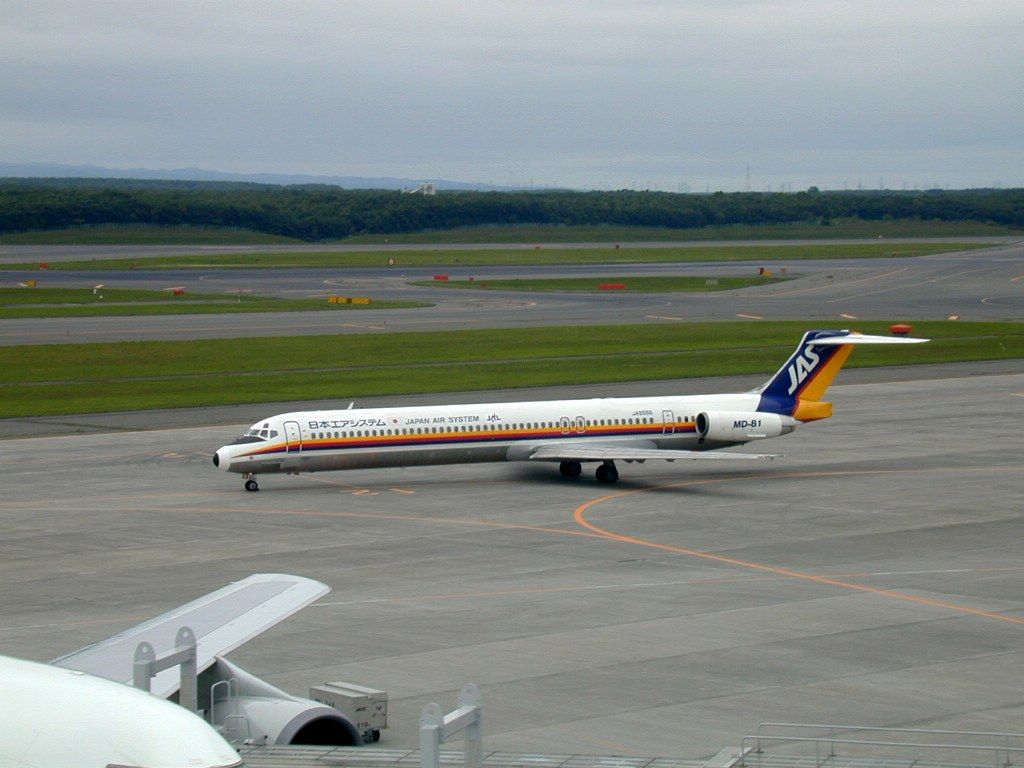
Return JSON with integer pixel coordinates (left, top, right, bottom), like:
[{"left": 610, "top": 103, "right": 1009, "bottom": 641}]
[
  {"left": 231, "top": 435, "right": 265, "bottom": 445},
  {"left": 259, "top": 429, "right": 269, "bottom": 437}
]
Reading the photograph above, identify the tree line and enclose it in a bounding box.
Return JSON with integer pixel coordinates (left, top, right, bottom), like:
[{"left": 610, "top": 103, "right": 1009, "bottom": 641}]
[{"left": 1, "top": 179, "right": 1021, "bottom": 240}]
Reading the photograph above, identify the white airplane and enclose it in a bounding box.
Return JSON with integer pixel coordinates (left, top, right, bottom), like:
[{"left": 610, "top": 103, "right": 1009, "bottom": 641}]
[
  {"left": 214, "top": 329, "right": 928, "bottom": 491},
  {"left": 1, "top": 574, "right": 362, "bottom": 767}
]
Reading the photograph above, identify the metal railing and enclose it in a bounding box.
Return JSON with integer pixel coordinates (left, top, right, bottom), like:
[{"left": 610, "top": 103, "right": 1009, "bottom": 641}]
[{"left": 738, "top": 723, "right": 1024, "bottom": 768}]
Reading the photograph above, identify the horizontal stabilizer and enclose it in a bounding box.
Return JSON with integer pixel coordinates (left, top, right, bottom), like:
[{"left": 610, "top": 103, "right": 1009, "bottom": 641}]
[
  {"left": 527, "top": 443, "right": 777, "bottom": 462},
  {"left": 808, "top": 333, "right": 929, "bottom": 346},
  {"left": 51, "top": 573, "right": 329, "bottom": 698}
]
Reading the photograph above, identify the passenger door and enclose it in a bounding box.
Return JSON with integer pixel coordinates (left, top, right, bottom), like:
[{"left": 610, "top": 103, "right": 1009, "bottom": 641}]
[
  {"left": 662, "top": 409, "right": 675, "bottom": 435},
  {"left": 284, "top": 420, "right": 302, "bottom": 452}
]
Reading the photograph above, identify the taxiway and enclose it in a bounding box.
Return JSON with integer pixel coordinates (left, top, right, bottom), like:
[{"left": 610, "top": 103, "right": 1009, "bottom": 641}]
[
  {"left": 1, "top": 371, "right": 1021, "bottom": 757},
  {"left": 1, "top": 241, "right": 1021, "bottom": 344}
]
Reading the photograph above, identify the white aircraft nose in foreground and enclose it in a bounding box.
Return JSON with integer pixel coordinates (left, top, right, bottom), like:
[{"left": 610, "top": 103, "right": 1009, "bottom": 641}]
[
  {"left": 1, "top": 574, "right": 346, "bottom": 767},
  {"left": 214, "top": 330, "right": 928, "bottom": 491}
]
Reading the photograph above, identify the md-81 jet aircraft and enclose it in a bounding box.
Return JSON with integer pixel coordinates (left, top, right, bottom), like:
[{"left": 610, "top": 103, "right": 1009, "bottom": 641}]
[{"left": 214, "top": 329, "right": 927, "bottom": 490}]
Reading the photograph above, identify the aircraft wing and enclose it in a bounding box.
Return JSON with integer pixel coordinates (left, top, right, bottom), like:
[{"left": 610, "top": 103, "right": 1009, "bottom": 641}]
[
  {"left": 51, "top": 573, "right": 329, "bottom": 698},
  {"left": 526, "top": 443, "right": 778, "bottom": 462}
]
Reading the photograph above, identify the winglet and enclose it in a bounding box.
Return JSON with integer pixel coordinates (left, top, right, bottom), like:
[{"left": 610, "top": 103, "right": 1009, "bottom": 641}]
[{"left": 52, "top": 574, "right": 329, "bottom": 698}]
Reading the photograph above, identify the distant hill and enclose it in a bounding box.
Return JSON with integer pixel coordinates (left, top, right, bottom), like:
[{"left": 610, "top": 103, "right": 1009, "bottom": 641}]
[{"left": 0, "top": 162, "right": 519, "bottom": 191}]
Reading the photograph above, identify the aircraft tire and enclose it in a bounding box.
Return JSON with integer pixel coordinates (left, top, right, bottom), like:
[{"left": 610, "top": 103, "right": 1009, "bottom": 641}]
[
  {"left": 244, "top": 479, "right": 259, "bottom": 492},
  {"left": 595, "top": 462, "right": 619, "bottom": 484},
  {"left": 559, "top": 461, "right": 582, "bottom": 479}
]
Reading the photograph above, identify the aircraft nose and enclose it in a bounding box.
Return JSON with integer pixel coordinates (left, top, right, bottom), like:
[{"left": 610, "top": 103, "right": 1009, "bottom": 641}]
[{"left": 213, "top": 447, "right": 230, "bottom": 471}]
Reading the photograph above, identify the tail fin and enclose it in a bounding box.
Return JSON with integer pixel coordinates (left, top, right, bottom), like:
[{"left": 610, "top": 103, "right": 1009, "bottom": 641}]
[{"left": 755, "top": 330, "right": 928, "bottom": 421}]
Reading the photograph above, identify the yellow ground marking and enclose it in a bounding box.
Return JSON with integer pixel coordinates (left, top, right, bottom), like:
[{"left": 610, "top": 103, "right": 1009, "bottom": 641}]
[
  {"left": 765, "top": 267, "right": 910, "bottom": 298},
  {"left": 115, "top": 503, "right": 611, "bottom": 543},
  {"left": 826, "top": 265, "right": 996, "bottom": 303},
  {"left": 292, "top": 474, "right": 369, "bottom": 492},
  {"left": 736, "top": 313, "right": 764, "bottom": 320},
  {"left": 574, "top": 465, "right": 1024, "bottom": 627}
]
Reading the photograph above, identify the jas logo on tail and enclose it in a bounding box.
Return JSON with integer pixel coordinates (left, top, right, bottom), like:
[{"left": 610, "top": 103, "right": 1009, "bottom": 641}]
[{"left": 786, "top": 346, "right": 820, "bottom": 395}]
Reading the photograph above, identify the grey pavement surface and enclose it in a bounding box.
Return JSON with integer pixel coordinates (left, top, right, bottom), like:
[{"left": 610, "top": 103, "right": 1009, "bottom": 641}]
[
  {"left": 1, "top": 237, "right": 1017, "bottom": 263},
  {"left": 2, "top": 241, "right": 1022, "bottom": 344},
  {"left": 2, "top": 372, "right": 1022, "bottom": 758}
]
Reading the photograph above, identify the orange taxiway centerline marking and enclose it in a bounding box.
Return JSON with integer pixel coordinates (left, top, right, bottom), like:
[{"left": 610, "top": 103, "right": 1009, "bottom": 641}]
[{"left": 574, "top": 466, "right": 1024, "bottom": 627}]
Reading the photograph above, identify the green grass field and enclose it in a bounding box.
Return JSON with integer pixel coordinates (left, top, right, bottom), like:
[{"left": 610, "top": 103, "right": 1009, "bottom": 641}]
[
  {"left": 412, "top": 276, "right": 789, "bottom": 292},
  {"left": 3, "top": 320, "right": 1020, "bottom": 417},
  {"left": 2, "top": 220, "right": 1015, "bottom": 245},
  {"left": 2, "top": 242, "right": 990, "bottom": 272},
  {"left": 0, "top": 287, "right": 427, "bottom": 318},
  {"left": 0, "top": 226, "right": 304, "bottom": 245},
  {"left": 343, "top": 220, "right": 1022, "bottom": 244}
]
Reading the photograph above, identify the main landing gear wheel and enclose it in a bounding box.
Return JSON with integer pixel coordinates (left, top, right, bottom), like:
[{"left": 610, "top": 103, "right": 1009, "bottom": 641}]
[
  {"left": 595, "top": 461, "right": 619, "bottom": 484},
  {"left": 559, "top": 461, "right": 583, "bottom": 479},
  {"left": 244, "top": 476, "right": 259, "bottom": 492}
]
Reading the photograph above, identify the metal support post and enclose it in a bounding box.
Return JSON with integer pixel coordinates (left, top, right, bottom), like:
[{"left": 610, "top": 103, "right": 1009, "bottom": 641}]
[
  {"left": 420, "top": 683, "right": 482, "bottom": 768},
  {"left": 131, "top": 626, "right": 198, "bottom": 713}
]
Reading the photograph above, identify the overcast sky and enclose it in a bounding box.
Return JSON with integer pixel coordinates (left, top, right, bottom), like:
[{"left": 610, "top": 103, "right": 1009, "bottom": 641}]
[{"left": 2, "top": 1, "right": 1021, "bottom": 190}]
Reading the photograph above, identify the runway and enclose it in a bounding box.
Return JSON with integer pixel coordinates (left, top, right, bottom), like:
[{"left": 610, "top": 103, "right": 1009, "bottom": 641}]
[
  {"left": 1, "top": 237, "right": 1015, "bottom": 264},
  {"left": 1, "top": 241, "right": 1022, "bottom": 344},
  {"left": 2, "top": 371, "right": 1021, "bottom": 757}
]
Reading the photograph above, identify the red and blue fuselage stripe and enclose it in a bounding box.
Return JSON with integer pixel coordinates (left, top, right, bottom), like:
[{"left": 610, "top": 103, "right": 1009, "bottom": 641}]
[{"left": 241, "top": 423, "right": 698, "bottom": 458}]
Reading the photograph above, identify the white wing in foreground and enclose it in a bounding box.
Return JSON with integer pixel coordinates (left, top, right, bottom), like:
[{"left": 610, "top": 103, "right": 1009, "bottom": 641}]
[
  {"left": 526, "top": 443, "right": 778, "bottom": 462},
  {"left": 51, "top": 573, "right": 329, "bottom": 698}
]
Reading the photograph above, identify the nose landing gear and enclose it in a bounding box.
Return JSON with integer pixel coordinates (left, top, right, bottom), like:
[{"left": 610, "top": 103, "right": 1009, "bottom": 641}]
[{"left": 244, "top": 474, "right": 259, "bottom": 492}]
